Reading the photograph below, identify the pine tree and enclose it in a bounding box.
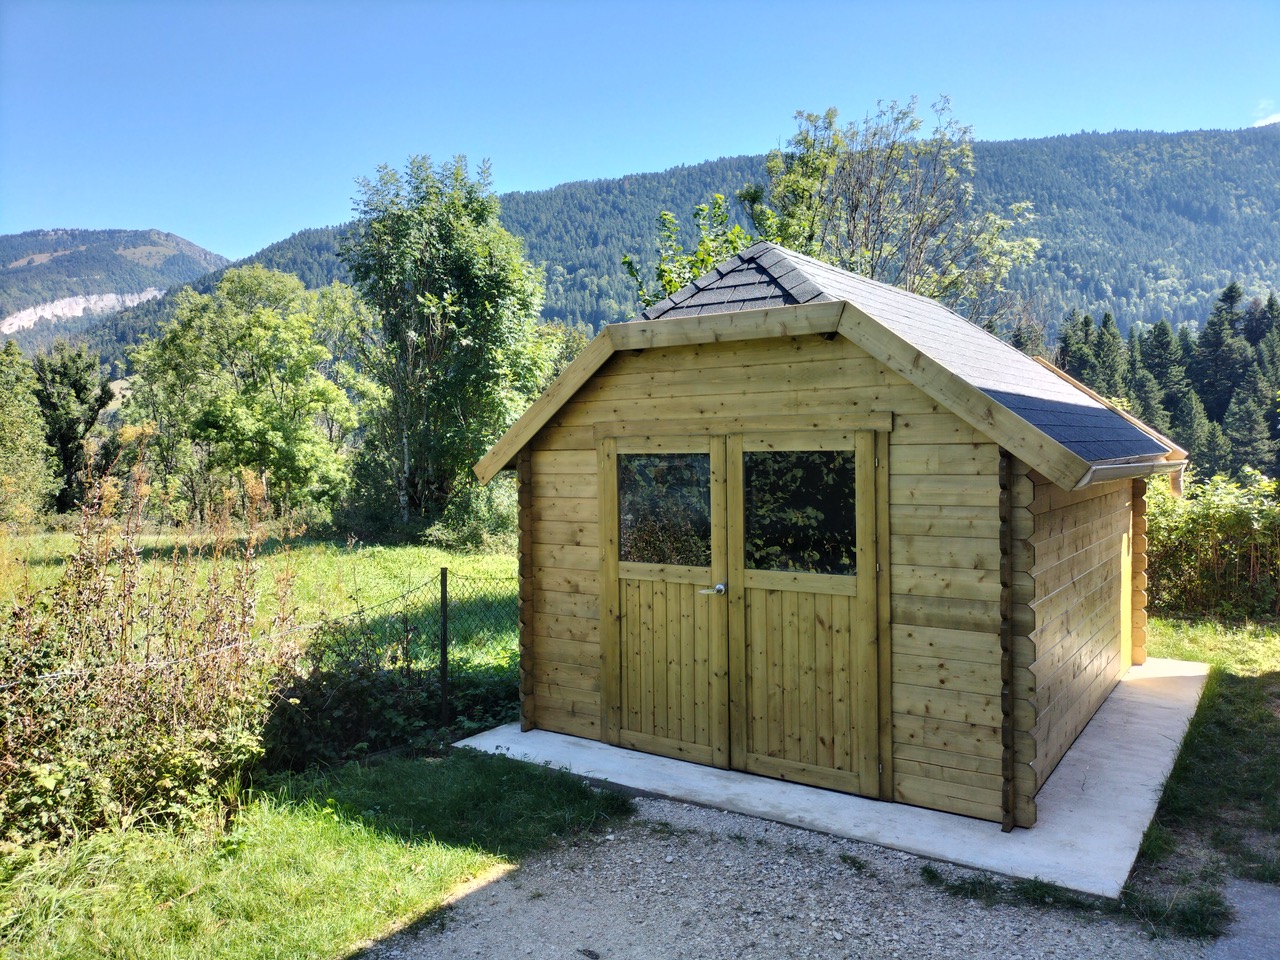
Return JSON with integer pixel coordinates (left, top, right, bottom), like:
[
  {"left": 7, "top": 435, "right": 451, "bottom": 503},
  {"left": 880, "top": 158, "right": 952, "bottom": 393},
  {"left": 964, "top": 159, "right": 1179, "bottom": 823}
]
[
  {"left": 1199, "top": 422, "right": 1232, "bottom": 478},
  {"left": 32, "top": 340, "right": 114, "bottom": 513},
  {"left": 1009, "top": 305, "right": 1049, "bottom": 357},
  {"left": 1091, "top": 313, "right": 1127, "bottom": 398},
  {"left": 1057, "top": 310, "right": 1096, "bottom": 381},
  {"left": 1222, "top": 394, "right": 1278, "bottom": 477},
  {"left": 1126, "top": 325, "right": 1145, "bottom": 378},
  {"left": 1142, "top": 318, "right": 1190, "bottom": 407},
  {"left": 1128, "top": 369, "right": 1172, "bottom": 435},
  {"left": 1169, "top": 389, "right": 1213, "bottom": 471},
  {"left": 1215, "top": 281, "right": 1246, "bottom": 325},
  {"left": 1243, "top": 295, "right": 1273, "bottom": 346},
  {"left": 1176, "top": 325, "right": 1197, "bottom": 365},
  {"left": 1191, "top": 306, "right": 1253, "bottom": 422}
]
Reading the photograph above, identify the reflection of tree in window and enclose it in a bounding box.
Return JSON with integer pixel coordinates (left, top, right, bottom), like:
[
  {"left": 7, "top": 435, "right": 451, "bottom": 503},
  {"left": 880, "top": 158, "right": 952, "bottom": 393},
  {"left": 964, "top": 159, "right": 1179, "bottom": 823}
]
[
  {"left": 618, "top": 454, "right": 711, "bottom": 565},
  {"left": 745, "top": 451, "right": 857, "bottom": 575}
]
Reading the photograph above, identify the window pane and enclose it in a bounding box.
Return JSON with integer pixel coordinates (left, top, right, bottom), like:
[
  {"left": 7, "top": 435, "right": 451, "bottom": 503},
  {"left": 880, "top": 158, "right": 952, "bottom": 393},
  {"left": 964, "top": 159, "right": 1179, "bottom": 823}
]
[
  {"left": 744, "top": 450, "right": 857, "bottom": 575},
  {"left": 619, "top": 453, "right": 712, "bottom": 566}
]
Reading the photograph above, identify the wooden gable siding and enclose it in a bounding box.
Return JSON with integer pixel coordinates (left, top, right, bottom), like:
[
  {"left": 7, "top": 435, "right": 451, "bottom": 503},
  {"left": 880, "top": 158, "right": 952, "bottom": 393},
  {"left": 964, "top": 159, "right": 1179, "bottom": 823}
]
[
  {"left": 522, "top": 332, "right": 1007, "bottom": 822},
  {"left": 1020, "top": 475, "right": 1134, "bottom": 797}
]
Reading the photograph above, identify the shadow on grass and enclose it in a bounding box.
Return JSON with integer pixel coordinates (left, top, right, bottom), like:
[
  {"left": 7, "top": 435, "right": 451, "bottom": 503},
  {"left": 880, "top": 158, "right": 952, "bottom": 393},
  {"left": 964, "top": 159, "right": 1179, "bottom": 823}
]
[
  {"left": 266, "top": 749, "right": 633, "bottom": 959},
  {"left": 264, "top": 749, "right": 632, "bottom": 861},
  {"left": 268, "top": 749, "right": 635, "bottom": 957}
]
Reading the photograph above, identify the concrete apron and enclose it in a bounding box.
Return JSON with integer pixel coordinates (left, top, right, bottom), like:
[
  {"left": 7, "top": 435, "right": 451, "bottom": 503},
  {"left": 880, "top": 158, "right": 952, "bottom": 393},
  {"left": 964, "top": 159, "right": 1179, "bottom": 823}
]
[{"left": 459, "top": 657, "right": 1209, "bottom": 899}]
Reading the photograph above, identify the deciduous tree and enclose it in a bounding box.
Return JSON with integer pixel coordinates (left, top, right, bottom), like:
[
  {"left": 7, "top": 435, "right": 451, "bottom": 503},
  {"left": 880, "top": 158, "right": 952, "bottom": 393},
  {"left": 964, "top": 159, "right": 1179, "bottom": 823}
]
[
  {"left": 340, "top": 156, "right": 553, "bottom": 525},
  {"left": 623, "top": 194, "right": 754, "bottom": 307},
  {"left": 129, "top": 266, "right": 360, "bottom": 518},
  {"left": 737, "top": 97, "right": 1039, "bottom": 326},
  {"left": 0, "top": 341, "right": 56, "bottom": 522}
]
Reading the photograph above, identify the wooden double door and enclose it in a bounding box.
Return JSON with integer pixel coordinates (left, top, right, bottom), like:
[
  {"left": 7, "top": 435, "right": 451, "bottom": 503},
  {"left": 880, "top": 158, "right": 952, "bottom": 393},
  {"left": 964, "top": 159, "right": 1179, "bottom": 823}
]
[{"left": 599, "top": 429, "right": 882, "bottom": 798}]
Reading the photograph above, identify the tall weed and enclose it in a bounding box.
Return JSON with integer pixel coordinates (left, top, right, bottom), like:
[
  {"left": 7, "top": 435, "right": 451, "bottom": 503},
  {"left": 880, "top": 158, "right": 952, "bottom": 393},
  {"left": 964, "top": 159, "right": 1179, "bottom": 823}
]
[{"left": 0, "top": 465, "right": 298, "bottom": 846}]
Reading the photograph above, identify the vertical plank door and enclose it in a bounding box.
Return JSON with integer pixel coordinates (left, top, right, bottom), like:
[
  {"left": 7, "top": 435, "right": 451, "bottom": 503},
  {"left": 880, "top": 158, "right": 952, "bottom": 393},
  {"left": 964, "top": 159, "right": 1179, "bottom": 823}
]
[
  {"left": 730, "top": 431, "right": 880, "bottom": 796},
  {"left": 601, "top": 436, "right": 729, "bottom": 767}
]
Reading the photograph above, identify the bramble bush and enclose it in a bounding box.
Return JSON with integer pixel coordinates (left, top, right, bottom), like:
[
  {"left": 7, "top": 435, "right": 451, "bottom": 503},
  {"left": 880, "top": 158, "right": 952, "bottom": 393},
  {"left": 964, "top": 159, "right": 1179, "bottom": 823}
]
[
  {"left": 0, "top": 463, "right": 298, "bottom": 847},
  {"left": 1146, "top": 469, "right": 1280, "bottom": 618}
]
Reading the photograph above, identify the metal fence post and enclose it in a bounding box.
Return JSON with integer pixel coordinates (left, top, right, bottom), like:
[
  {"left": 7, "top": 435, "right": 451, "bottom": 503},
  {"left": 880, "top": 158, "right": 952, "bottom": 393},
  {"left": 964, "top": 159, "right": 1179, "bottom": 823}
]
[{"left": 439, "top": 566, "right": 449, "bottom": 725}]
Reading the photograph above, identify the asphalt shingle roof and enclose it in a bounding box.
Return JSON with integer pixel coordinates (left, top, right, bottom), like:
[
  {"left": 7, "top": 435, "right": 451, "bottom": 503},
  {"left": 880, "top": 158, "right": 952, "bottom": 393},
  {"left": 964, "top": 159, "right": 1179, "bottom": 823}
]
[{"left": 638, "top": 242, "right": 1169, "bottom": 465}]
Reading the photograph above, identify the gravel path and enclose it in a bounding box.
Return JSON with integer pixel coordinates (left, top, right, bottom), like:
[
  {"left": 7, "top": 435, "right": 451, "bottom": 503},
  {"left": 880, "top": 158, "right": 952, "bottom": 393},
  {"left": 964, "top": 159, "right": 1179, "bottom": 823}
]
[{"left": 361, "top": 798, "right": 1207, "bottom": 960}]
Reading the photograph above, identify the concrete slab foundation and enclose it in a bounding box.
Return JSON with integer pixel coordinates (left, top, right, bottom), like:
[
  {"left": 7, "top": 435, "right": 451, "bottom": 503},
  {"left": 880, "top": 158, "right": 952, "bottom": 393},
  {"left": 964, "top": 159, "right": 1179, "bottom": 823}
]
[{"left": 460, "top": 657, "right": 1208, "bottom": 898}]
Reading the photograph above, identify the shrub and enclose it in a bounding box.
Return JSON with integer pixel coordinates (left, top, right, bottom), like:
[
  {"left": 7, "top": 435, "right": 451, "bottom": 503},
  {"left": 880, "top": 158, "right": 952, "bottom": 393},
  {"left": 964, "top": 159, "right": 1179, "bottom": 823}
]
[
  {"left": 422, "top": 476, "right": 519, "bottom": 552},
  {"left": 1146, "top": 470, "right": 1280, "bottom": 618},
  {"left": 0, "top": 468, "right": 297, "bottom": 846}
]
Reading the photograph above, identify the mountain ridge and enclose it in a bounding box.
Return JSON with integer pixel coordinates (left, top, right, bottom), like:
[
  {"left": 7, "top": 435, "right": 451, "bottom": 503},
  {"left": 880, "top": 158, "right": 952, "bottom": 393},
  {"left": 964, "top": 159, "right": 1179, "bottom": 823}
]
[
  {"left": 4, "top": 125, "right": 1278, "bottom": 368},
  {"left": 0, "top": 228, "right": 229, "bottom": 325}
]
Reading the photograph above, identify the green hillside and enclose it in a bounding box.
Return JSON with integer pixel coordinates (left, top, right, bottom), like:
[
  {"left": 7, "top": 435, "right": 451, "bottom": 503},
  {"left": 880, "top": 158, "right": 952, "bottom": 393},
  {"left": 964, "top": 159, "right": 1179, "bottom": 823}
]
[
  {"left": 0, "top": 229, "right": 229, "bottom": 319},
  {"left": 501, "top": 125, "right": 1280, "bottom": 332},
  {"left": 502, "top": 155, "right": 767, "bottom": 329}
]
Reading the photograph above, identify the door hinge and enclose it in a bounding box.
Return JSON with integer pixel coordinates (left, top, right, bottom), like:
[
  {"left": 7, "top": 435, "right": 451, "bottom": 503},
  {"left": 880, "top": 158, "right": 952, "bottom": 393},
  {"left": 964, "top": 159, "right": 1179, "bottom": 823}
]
[
  {"left": 879, "top": 762, "right": 883, "bottom": 774},
  {"left": 876, "top": 562, "right": 881, "bottom": 573},
  {"left": 875, "top": 457, "right": 880, "bottom": 467}
]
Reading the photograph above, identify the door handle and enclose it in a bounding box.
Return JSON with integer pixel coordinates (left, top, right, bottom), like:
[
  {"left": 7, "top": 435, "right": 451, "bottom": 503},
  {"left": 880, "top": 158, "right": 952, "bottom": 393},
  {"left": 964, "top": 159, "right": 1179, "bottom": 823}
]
[{"left": 699, "top": 583, "right": 727, "bottom": 595}]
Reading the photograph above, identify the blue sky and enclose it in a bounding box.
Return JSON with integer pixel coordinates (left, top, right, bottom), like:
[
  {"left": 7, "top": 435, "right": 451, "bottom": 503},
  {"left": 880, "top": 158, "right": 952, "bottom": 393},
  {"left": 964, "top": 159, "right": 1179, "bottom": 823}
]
[{"left": 2, "top": 0, "right": 1277, "bottom": 260}]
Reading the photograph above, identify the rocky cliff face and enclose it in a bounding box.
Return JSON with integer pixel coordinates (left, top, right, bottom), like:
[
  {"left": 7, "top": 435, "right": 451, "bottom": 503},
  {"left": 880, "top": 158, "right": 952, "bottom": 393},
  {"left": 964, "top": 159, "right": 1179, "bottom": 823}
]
[{"left": 1, "top": 288, "right": 163, "bottom": 334}]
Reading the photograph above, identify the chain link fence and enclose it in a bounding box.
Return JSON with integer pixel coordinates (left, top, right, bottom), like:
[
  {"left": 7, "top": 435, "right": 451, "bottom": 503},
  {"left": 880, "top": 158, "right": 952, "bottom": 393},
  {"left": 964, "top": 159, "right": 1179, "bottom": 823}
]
[{"left": 265, "top": 568, "right": 520, "bottom": 768}]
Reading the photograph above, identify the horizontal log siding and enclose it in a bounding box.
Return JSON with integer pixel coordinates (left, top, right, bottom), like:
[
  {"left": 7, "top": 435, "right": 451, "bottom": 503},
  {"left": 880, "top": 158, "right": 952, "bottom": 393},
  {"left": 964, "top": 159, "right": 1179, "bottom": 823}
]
[
  {"left": 524, "top": 435, "right": 601, "bottom": 739},
  {"left": 525, "top": 333, "right": 1007, "bottom": 823},
  {"left": 1023, "top": 475, "right": 1133, "bottom": 794}
]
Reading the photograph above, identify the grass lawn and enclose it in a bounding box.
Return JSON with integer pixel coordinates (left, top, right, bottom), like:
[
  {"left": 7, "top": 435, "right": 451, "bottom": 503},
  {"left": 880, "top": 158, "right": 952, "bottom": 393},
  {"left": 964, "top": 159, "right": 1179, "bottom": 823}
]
[
  {"left": 5, "top": 528, "right": 1273, "bottom": 949},
  {"left": 1, "top": 751, "right": 632, "bottom": 960},
  {"left": 1, "top": 535, "right": 544, "bottom": 958},
  {"left": 0, "top": 529, "right": 514, "bottom": 628},
  {"left": 1123, "top": 615, "right": 1280, "bottom": 928}
]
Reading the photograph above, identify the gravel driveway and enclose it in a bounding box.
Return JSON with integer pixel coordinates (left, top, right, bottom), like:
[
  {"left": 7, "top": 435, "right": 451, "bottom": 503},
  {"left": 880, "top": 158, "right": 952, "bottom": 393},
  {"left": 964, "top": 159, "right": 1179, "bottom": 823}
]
[{"left": 360, "top": 798, "right": 1207, "bottom": 960}]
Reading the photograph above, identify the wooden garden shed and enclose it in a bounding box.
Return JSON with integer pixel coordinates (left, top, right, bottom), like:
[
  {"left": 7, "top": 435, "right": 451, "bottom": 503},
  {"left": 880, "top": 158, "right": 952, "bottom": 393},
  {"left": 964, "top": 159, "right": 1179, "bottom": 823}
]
[{"left": 474, "top": 242, "right": 1186, "bottom": 830}]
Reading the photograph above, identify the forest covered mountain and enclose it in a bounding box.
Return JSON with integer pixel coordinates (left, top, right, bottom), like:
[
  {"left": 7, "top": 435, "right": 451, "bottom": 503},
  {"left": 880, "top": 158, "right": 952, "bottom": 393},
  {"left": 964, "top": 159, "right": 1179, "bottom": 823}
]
[
  {"left": 4, "top": 125, "right": 1279, "bottom": 371},
  {"left": 0, "top": 229, "right": 228, "bottom": 325}
]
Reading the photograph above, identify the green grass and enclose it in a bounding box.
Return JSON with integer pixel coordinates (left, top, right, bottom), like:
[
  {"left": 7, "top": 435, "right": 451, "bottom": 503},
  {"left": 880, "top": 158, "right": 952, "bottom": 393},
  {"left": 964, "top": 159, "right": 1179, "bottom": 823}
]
[
  {"left": 1, "top": 751, "right": 632, "bottom": 960},
  {"left": 1106, "top": 614, "right": 1280, "bottom": 936},
  {"left": 914, "top": 615, "right": 1277, "bottom": 940},
  {"left": 1146, "top": 617, "right": 1280, "bottom": 881},
  {"left": 0, "top": 529, "right": 514, "bottom": 630}
]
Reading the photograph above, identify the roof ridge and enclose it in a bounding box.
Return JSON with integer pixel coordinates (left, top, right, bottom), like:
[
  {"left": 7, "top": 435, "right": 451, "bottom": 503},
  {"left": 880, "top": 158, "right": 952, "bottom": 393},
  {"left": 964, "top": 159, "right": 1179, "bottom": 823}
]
[{"left": 744, "top": 242, "right": 830, "bottom": 304}]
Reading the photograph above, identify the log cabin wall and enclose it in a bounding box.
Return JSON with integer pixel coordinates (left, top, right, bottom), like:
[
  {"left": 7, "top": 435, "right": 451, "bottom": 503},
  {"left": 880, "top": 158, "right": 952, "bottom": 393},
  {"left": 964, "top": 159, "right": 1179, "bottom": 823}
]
[
  {"left": 520, "top": 330, "right": 1010, "bottom": 823},
  {"left": 1022, "top": 475, "right": 1134, "bottom": 796}
]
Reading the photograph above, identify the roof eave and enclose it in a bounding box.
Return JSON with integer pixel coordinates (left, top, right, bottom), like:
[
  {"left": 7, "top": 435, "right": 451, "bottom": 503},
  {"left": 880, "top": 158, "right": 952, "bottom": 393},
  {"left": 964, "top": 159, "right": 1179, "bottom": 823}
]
[
  {"left": 1031, "top": 356, "right": 1187, "bottom": 462},
  {"left": 1073, "top": 458, "right": 1189, "bottom": 490}
]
